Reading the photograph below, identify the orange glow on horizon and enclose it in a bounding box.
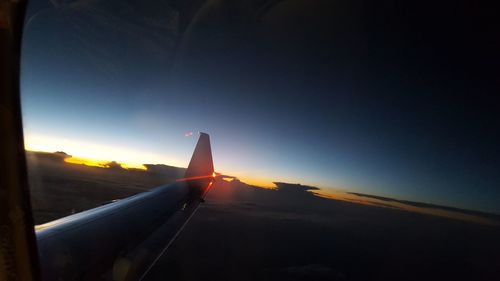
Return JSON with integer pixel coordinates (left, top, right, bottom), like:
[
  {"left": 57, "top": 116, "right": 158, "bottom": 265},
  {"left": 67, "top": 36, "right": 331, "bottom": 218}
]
[
  {"left": 227, "top": 175, "right": 276, "bottom": 189},
  {"left": 120, "top": 163, "right": 148, "bottom": 170},
  {"left": 240, "top": 178, "right": 276, "bottom": 189},
  {"left": 24, "top": 134, "right": 185, "bottom": 168},
  {"left": 63, "top": 156, "right": 147, "bottom": 170},
  {"left": 63, "top": 157, "right": 108, "bottom": 168}
]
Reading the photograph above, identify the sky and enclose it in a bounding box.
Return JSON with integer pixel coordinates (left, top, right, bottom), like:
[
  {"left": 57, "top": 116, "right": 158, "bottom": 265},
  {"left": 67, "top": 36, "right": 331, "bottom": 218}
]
[{"left": 21, "top": 0, "right": 500, "bottom": 213}]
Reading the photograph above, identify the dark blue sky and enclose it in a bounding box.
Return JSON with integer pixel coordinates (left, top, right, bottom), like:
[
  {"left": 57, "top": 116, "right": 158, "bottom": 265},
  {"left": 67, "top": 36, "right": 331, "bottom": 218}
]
[{"left": 21, "top": 0, "right": 500, "bottom": 213}]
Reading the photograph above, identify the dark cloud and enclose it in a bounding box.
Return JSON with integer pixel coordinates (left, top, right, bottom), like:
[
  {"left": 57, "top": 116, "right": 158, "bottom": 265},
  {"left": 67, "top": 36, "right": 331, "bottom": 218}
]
[
  {"left": 143, "top": 164, "right": 185, "bottom": 178},
  {"left": 104, "top": 161, "right": 124, "bottom": 170},
  {"left": 26, "top": 151, "right": 69, "bottom": 163},
  {"left": 349, "top": 192, "right": 500, "bottom": 221},
  {"left": 274, "top": 182, "right": 320, "bottom": 192}
]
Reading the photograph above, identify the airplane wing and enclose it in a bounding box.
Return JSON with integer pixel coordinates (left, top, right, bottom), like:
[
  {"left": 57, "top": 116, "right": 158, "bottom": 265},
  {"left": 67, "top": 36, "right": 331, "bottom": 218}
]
[{"left": 35, "top": 133, "right": 215, "bottom": 281}]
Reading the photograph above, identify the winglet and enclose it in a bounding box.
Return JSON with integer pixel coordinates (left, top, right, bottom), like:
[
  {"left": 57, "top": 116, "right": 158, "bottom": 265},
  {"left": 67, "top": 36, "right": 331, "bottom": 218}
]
[{"left": 184, "top": 132, "right": 214, "bottom": 179}]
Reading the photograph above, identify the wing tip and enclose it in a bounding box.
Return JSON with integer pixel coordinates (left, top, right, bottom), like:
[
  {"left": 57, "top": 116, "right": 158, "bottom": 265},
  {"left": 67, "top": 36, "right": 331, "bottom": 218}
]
[{"left": 185, "top": 132, "right": 214, "bottom": 178}]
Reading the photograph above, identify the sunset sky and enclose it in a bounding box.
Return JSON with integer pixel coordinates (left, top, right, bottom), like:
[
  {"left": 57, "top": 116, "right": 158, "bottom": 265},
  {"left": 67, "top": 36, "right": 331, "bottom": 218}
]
[{"left": 21, "top": 0, "right": 500, "bottom": 213}]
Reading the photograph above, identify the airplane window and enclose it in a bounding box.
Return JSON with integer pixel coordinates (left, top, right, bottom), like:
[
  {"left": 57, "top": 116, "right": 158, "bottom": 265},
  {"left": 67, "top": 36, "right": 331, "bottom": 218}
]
[{"left": 17, "top": 0, "right": 500, "bottom": 281}]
